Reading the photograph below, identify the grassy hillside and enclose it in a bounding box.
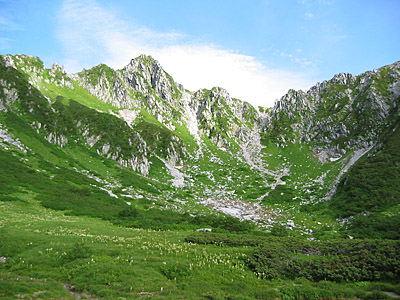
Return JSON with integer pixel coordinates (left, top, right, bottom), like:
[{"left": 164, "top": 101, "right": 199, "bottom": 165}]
[{"left": 329, "top": 120, "right": 400, "bottom": 239}]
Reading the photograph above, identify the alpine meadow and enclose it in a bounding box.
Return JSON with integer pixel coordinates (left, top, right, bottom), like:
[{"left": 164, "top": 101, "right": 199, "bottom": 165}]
[{"left": 0, "top": 53, "right": 400, "bottom": 299}]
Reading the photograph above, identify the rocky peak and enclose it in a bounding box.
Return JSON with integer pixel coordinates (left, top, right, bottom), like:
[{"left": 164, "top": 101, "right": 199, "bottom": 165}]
[
  {"left": 209, "top": 87, "right": 231, "bottom": 102},
  {"left": 2, "top": 54, "right": 44, "bottom": 74},
  {"left": 272, "top": 89, "right": 310, "bottom": 114},
  {"left": 49, "top": 62, "right": 65, "bottom": 77},
  {"left": 122, "top": 55, "right": 178, "bottom": 103},
  {"left": 127, "top": 54, "right": 160, "bottom": 72},
  {"left": 2, "top": 55, "right": 16, "bottom": 68},
  {"left": 331, "top": 72, "right": 357, "bottom": 85}
]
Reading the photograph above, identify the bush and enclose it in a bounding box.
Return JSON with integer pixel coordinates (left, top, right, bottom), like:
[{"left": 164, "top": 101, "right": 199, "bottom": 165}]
[
  {"left": 185, "top": 232, "right": 284, "bottom": 247},
  {"left": 0, "top": 196, "right": 20, "bottom": 202},
  {"left": 160, "top": 262, "right": 191, "bottom": 280},
  {"left": 270, "top": 224, "right": 288, "bottom": 237},
  {"left": 368, "top": 291, "right": 390, "bottom": 299},
  {"left": 253, "top": 289, "right": 279, "bottom": 300},
  {"left": 63, "top": 241, "right": 92, "bottom": 262},
  {"left": 355, "top": 290, "right": 369, "bottom": 299},
  {"left": 118, "top": 207, "right": 139, "bottom": 218},
  {"left": 247, "top": 239, "right": 400, "bottom": 282}
]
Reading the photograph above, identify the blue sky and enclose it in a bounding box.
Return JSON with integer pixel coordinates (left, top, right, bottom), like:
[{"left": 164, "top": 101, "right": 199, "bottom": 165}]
[{"left": 1, "top": 0, "right": 399, "bottom": 107}]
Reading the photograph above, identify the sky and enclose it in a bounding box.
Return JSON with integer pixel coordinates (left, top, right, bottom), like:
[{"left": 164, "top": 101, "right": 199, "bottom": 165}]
[{"left": 0, "top": 0, "right": 399, "bottom": 108}]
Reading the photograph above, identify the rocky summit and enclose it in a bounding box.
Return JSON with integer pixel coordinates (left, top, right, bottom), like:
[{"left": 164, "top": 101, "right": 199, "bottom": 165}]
[{"left": 1, "top": 54, "right": 400, "bottom": 239}]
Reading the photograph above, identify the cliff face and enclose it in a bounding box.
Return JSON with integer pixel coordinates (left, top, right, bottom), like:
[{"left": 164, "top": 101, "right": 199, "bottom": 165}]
[
  {"left": 266, "top": 63, "right": 400, "bottom": 162},
  {"left": 1, "top": 53, "right": 399, "bottom": 238}
]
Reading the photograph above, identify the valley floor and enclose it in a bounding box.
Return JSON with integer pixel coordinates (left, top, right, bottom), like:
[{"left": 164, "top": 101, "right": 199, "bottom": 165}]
[{"left": 1, "top": 194, "right": 399, "bottom": 300}]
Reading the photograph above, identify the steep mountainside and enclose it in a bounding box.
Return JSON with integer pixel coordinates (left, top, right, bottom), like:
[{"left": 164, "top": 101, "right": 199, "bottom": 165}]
[{"left": 1, "top": 54, "right": 399, "bottom": 239}]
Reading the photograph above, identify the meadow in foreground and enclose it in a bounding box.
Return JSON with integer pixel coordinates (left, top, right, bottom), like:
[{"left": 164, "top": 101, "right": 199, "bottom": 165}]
[{"left": 1, "top": 193, "right": 399, "bottom": 299}]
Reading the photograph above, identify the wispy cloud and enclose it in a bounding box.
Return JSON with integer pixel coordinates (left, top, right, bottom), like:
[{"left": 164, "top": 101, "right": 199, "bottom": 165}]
[
  {"left": 0, "top": 2, "right": 23, "bottom": 51},
  {"left": 0, "top": 8, "right": 20, "bottom": 31},
  {"left": 57, "top": 0, "right": 313, "bottom": 107}
]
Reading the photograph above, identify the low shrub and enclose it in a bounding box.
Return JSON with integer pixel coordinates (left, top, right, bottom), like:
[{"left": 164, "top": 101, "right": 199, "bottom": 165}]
[
  {"left": 247, "top": 239, "right": 400, "bottom": 282},
  {"left": 160, "top": 262, "right": 191, "bottom": 280}
]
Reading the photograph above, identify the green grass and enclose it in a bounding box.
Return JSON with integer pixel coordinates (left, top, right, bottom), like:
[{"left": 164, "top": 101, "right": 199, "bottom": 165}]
[
  {"left": 0, "top": 195, "right": 257, "bottom": 299},
  {"left": 2, "top": 193, "right": 399, "bottom": 299},
  {"left": 39, "top": 79, "right": 119, "bottom": 113}
]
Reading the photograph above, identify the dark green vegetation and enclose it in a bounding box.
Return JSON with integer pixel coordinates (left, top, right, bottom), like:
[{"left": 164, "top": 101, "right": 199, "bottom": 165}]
[
  {"left": 249, "top": 238, "right": 400, "bottom": 282},
  {"left": 187, "top": 233, "right": 400, "bottom": 282},
  {"left": 329, "top": 121, "right": 400, "bottom": 239},
  {"left": 1, "top": 54, "right": 400, "bottom": 298}
]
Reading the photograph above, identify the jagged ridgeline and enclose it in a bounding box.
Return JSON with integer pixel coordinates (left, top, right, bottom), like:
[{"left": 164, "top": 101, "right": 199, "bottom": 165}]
[{"left": 0, "top": 54, "right": 399, "bottom": 238}]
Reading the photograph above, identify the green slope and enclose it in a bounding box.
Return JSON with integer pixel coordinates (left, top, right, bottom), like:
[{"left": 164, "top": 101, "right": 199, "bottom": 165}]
[{"left": 329, "top": 121, "right": 400, "bottom": 239}]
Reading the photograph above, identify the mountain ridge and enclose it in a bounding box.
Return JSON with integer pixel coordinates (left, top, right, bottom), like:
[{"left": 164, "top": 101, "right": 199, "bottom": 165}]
[{"left": 1, "top": 53, "right": 400, "bottom": 239}]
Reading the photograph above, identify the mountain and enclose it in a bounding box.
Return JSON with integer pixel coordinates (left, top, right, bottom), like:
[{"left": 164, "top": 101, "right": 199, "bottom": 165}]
[
  {"left": 2, "top": 54, "right": 400, "bottom": 299},
  {"left": 1, "top": 53, "right": 400, "bottom": 239}
]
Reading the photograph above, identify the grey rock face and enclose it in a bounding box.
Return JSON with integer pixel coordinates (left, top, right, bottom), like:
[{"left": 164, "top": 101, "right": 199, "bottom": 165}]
[
  {"left": 264, "top": 61, "right": 400, "bottom": 160},
  {"left": 74, "top": 56, "right": 263, "bottom": 161},
  {"left": 46, "top": 132, "right": 68, "bottom": 147},
  {"left": 72, "top": 55, "right": 400, "bottom": 176},
  {"left": 3, "top": 55, "right": 15, "bottom": 68},
  {"left": 122, "top": 55, "right": 176, "bottom": 103},
  {"left": 0, "top": 79, "right": 19, "bottom": 112}
]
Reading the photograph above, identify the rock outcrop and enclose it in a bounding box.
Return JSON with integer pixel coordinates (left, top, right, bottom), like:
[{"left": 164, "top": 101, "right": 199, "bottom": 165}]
[{"left": 264, "top": 61, "right": 400, "bottom": 162}]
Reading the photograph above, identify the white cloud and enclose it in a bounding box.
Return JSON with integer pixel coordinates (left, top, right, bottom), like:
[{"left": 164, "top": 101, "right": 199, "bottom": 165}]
[
  {"left": 153, "top": 46, "right": 313, "bottom": 107},
  {"left": 57, "top": 0, "right": 313, "bottom": 108}
]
